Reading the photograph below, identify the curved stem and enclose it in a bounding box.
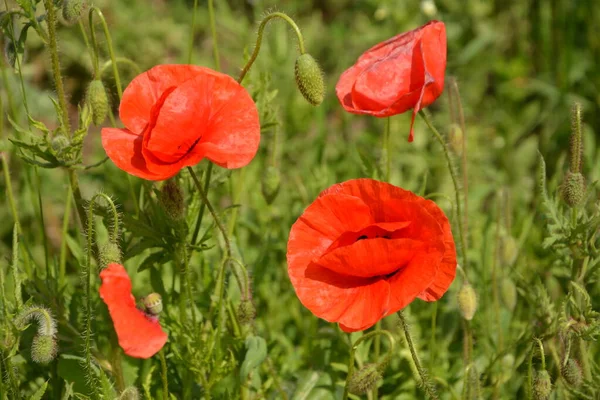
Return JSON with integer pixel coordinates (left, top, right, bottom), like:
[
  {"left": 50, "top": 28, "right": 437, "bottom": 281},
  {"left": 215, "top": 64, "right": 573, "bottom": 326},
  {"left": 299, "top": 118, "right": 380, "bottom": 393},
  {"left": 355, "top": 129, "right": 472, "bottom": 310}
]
[
  {"left": 100, "top": 57, "right": 142, "bottom": 77},
  {"left": 89, "top": 6, "right": 123, "bottom": 97},
  {"left": 383, "top": 117, "right": 391, "bottom": 182},
  {"left": 398, "top": 311, "right": 439, "bottom": 400},
  {"left": 207, "top": 0, "right": 220, "bottom": 70},
  {"left": 191, "top": 163, "right": 213, "bottom": 245},
  {"left": 237, "top": 12, "right": 305, "bottom": 83},
  {"left": 420, "top": 110, "right": 468, "bottom": 270}
]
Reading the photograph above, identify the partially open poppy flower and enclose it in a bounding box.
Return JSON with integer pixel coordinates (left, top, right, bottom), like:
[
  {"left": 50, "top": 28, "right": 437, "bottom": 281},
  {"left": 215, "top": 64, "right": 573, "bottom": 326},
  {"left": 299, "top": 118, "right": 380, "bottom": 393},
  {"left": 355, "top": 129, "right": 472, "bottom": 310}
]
[
  {"left": 99, "top": 263, "right": 167, "bottom": 358},
  {"left": 336, "top": 21, "right": 446, "bottom": 142},
  {"left": 287, "top": 178, "right": 456, "bottom": 332},
  {"left": 101, "top": 64, "right": 260, "bottom": 181}
]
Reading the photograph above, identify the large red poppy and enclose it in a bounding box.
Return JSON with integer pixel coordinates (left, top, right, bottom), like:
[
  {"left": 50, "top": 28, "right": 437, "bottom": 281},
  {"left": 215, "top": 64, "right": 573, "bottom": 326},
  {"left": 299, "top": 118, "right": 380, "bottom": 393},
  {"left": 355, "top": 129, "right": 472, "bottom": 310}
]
[
  {"left": 287, "top": 178, "right": 456, "bottom": 332},
  {"left": 99, "top": 263, "right": 167, "bottom": 358},
  {"left": 101, "top": 64, "right": 260, "bottom": 181},
  {"left": 336, "top": 21, "right": 446, "bottom": 142}
]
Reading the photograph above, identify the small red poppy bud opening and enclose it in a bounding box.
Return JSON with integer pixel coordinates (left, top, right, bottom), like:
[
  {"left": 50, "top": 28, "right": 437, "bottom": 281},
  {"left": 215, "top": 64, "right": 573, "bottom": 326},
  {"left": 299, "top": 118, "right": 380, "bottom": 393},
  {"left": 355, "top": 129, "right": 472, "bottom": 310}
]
[
  {"left": 287, "top": 179, "right": 456, "bottom": 332},
  {"left": 335, "top": 21, "right": 447, "bottom": 142},
  {"left": 101, "top": 64, "right": 261, "bottom": 181},
  {"left": 99, "top": 263, "right": 167, "bottom": 358}
]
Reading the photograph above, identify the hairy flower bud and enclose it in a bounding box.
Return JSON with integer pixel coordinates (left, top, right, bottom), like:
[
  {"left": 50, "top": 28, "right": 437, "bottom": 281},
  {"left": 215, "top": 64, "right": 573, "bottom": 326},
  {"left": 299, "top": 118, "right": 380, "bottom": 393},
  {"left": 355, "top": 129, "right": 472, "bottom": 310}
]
[
  {"left": 62, "top": 0, "right": 86, "bottom": 25},
  {"left": 50, "top": 135, "right": 70, "bottom": 154},
  {"left": 561, "top": 172, "right": 585, "bottom": 208},
  {"left": 159, "top": 179, "right": 185, "bottom": 220},
  {"left": 457, "top": 282, "right": 477, "bottom": 321},
  {"left": 100, "top": 241, "right": 122, "bottom": 267},
  {"left": 261, "top": 166, "right": 281, "bottom": 204},
  {"left": 347, "top": 363, "right": 382, "bottom": 395},
  {"left": 533, "top": 370, "right": 552, "bottom": 400},
  {"left": 143, "top": 293, "right": 163, "bottom": 316},
  {"left": 294, "top": 53, "right": 325, "bottom": 106},
  {"left": 561, "top": 358, "right": 582, "bottom": 387},
  {"left": 31, "top": 334, "right": 57, "bottom": 364},
  {"left": 237, "top": 299, "right": 256, "bottom": 326},
  {"left": 86, "top": 79, "right": 109, "bottom": 126}
]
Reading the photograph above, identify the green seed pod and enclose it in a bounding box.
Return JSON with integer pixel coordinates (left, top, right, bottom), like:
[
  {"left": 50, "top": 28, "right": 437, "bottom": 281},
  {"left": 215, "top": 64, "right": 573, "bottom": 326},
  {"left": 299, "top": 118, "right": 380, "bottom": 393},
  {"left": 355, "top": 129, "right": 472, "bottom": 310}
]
[
  {"left": 159, "top": 179, "right": 185, "bottom": 221},
  {"left": 500, "top": 277, "right": 517, "bottom": 311},
  {"left": 532, "top": 370, "right": 552, "bottom": 400},
  {"left": 31, "top": 335, "right": 57, "bottom": 364},
  {"left": 100, "top": 241, "right": 122, "bottom": 267},
  {"left": 561, "top": 171, "right": 585, "bottom": 208},
  {"left": 62, "top": 0, "right": 86, "bottom": 25},
  {"left": 143, "top": 293, "right": 163, "bottom": 315},
  {"left": 561, "top": 358, "right": 582, "bottom": 387},
  {"left": 294, "top": 53, "right": 325, "bottom": 106},
  {"left": 347, "top": 363, "right": 381, "bottom": 395},
  {"left": 86, "top": 79, "right": 109, "bottom": 126},
  {"left": 261, "top": 166, "right": 281, "bottom": 205},
  {"left": 457, "top": 282, "right": 477, "bottom": 321},
  {"left": 237, "top": 299, "right": 256, "bottom": 326}
]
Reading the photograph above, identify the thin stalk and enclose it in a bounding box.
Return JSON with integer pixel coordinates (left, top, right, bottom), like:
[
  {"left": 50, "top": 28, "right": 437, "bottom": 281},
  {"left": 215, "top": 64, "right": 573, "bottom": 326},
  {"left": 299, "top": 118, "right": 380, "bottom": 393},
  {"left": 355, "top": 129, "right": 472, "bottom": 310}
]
[
  {"left": 2, "top": 154, "right": 20, "bottom": 233},
  {"left": 191, "top": 163, "right": 213, "bottom": 245},
  {"left": 397, "top": 311, "right": 439, "bottom": 400},
  {"left": 207, "top": 0, "right": 220, "bottom": 70},
  {"left": 59, "top": 185, "right": 73, "bottom": 287},
  {"left": 43, "top": 0, "right": 71, "bottom": 135},
  {"left": 89, "top": 6, "right": 123, "bottom": 97},
  {"left": 420, "top": 110, "right": 468, "bottom": 270},
  {"left": 383, "top": 117, "right": 391, "bottom": 182},
  {"left": 237, "top": 12, "right": 306, "bottom": 83},
  {"left": 159, "top": 350, "right": 169, "bottom": 400},
  {"left": 450, "top": 79, "right": 469, "bottom": 245},
  {"left": 430, "top": 302, "right": 438, "bottom": 367},
  {"left": 34, "top": 168, "right": 50, "bottom": 279},
  {"left": 187, "top": 0, "right": 199, "bottom": 63}
]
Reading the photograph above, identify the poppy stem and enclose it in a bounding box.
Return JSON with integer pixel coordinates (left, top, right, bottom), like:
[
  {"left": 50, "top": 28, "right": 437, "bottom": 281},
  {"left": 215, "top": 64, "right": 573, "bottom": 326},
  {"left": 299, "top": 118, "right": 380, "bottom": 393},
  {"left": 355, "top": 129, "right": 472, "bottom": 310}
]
[
  {"left": 159, "top": 349, "right": 169, "bottom": 400},
  {"left": 191, "top": 163, "right": 213, "bottom": 245},
  {"left": 419, "top": 110, "right": 468, "bottom": 270},
  {"left": 207, "top": 0, "right": 221, "bottom": 71},
  {"left": 89, "top": 7, "right": 123, "bottom": 97},
  {"left": 397, "top": 311, "right": 439, "bottom": 400},
  {"left": 383, "top": 117, "right": 391, "bottom": 182},
  {"left": 237, "top": 12, "right": 306, "bottom": 83}
]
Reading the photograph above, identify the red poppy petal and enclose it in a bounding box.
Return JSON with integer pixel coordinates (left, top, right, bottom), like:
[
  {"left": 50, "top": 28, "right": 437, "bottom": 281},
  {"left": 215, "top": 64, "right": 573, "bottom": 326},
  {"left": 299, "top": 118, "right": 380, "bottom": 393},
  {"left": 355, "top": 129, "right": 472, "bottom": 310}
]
[
  {"left": 316, "top": 238, "right": 423, "bottom": 278},
  {"left": 99, "top": 263, "right": 167, "bottom": 359},
  {"left": 120, "top": 65, "right": 216, "bottom": 134},
  {"left": 101, "top": 127, "right": 167, "bottom": 180}
]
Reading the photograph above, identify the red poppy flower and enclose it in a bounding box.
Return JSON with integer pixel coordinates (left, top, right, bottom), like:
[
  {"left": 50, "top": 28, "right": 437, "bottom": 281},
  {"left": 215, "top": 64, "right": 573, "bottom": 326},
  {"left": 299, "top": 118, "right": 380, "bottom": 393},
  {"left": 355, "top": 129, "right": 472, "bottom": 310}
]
[
  {"left": 99, "top": 263, "right": 167, "bottom": 358},
  {"left": 287, "top": 178, "right": 456, "bottom": 332},
  {"left": 336, "top": 20, "right": 446, "bottom": 142},
  {"left": 101, "top": 64, "right": 260, "bottom": 181}
]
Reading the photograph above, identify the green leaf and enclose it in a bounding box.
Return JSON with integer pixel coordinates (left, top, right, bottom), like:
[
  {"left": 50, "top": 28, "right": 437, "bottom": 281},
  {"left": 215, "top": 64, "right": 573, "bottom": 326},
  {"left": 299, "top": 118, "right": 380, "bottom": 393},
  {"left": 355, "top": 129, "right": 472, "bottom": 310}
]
[
  {"left": 137, "top": 251, "right": 170, "bottom": 272},
  {"left": 239, "top": 335, "right": 267, "bottom": 381},
  {"left": 292, "top": 371, "right": 320, "bottom": 400},
  {"left": 29, "top": 380, "right": 48, "bottom": 400}
]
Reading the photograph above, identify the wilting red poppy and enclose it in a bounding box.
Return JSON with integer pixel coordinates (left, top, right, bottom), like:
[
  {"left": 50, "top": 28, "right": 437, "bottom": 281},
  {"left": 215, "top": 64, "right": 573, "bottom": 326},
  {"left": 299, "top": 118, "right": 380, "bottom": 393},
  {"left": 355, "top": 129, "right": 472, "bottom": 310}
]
[
  {"left": 336, "top": 21, "right": 446, "bottom": 142},
  {"left": 99, "top": 263, "right": 167, "bottom": 358},
  {"left": 101, "top": 64, "right": 260, "bottom": 181},
  {"left": 287, "top": 178, "right": 456, "bottom": 332}
]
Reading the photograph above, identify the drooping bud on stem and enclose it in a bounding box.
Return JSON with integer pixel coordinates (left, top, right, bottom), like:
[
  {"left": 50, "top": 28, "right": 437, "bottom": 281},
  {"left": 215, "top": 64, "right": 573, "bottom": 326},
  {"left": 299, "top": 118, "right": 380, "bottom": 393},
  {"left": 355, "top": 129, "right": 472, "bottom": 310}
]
[
  {"left": 14, "top": 306, "right": 58, "bottom": 364},
  {"left": 294, "top": 53, "right": 325, "bottom": 106},
  {"left": 532, "top": 370, "right": 552, "bottom": 400},
  {"left": 347, "top": 363, "right": 382, "bottom": 395},
  {"left": 86, "top": 79, "right": 109, "bottom": 126},
  {"left": 62, "top": 0, "right": 86, "bottom": 25},
  {"left": 457, "top": 281, "right": 477, "bottom": 320},
  {"left": 261, "top": 166, "right": 281, "bottom": 204},
  {"left": 561, "top": 357, "right": 582, "bottom": 387},
  {"left": 99, "top": 241, "right": 122, "bottom": 267},
  {"left": 237, "top": 299, "right": 256, "bottom": 326},
  {"left": 159, "top": 179, "right": 185, "bottom": 221}
]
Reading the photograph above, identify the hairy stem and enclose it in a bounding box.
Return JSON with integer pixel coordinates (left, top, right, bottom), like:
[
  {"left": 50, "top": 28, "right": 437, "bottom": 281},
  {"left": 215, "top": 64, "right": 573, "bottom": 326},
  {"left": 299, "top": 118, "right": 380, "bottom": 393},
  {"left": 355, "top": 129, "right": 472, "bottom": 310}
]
[
  {"left": 89, "top": 7, "right": 123, "bottom": 97},
  {"left": 191, "top": 163, "right": 213, "bottom": 245},
  {"left": 159, "top": 350, "right": 169, "bottom": 400}
]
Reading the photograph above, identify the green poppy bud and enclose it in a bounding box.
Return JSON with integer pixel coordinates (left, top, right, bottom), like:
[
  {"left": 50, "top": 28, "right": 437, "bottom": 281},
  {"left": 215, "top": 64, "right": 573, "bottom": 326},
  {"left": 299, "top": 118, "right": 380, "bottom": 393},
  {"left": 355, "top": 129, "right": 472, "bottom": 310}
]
[
  {"left": 237, "top": 299, "right": 256, "bottom": 326},
  {"left": 561, "top": 171, "right": 585, "bottom": 208},
  {"left": 347, "top": 363, "right": 381, "bottom": 395},
  {"left": 100, "top": 241, "right": 122, "bottom": 267},
  {"left": 51, "top": 135, "right": 70, "bottom": 154},
  {"left": 457, "top": 282, "right": 477, "bottom": 321},
  {"left": 294, "top": 53, "right": 325, "bottom": 106},
  {"left": 532, "top": 370, "right": 552, "bottom": 400},
  {"left": 86, "top": 79, "right": 109, "bottom": 126},
  {"left": 143, "top": 293, "right": 163, "bottom": 316},
  {"left": 62, "top": 0, "right": 86, "bottom": 25},
  {"left": 159, "top": 179, "right": 185, "bottom": 221},
  {"left": 561, "top": 358, "right": 582, "bottom": 387},
  {"left": 31, "top": 335, "right": 57, "bottom": 364},
  {"left": 261, "top": 166, "right": 281, "bottom": 204}
]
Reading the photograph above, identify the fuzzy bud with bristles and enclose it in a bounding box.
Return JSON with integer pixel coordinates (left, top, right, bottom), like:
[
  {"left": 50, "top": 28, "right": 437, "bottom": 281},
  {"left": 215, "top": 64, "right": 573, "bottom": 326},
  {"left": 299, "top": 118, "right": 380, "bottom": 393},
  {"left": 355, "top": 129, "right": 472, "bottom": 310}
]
[
  {"left": 143, "top": 293, "right": 163, "bottom": 316},
  {"left": 500, "top": 277, "right": 517, "bottom": 311},
  {"left": 347, "top": 363, "right": 382, "bottom": 395},
  {"left": 533, "top": 370, "right": 552, "bottom": 400},
  {"left": 261, "top": 166, "right": 281, "bottom": 204},
  {"left": 561, "top": 172, "right": 585, "bottom": 208},
  {"left": 100, "top": 241, "right": 122, "bottom": 267},
  {"left": 86, "top": 79, "right": 109, "bottom": 126},
  {"left": 51, "top": 135, "right": 70, "bottom": 154},
  {"left": 14, "top": 306, "right": 58, "bottom": 364},
  {"left": 294, "top": 53, "right": 325, "bottom": 106},
  {"left": 457, "top": 282, "right": 477, "bottom": 321},
  {"left": 561, "top": 358, "right": 582, "bottom": 387},
  {"left": 31, "top": 335, "right": 57, "bottom": 364},
  {"left": 237, "top": 299, "right": 256, "bottom": 326},
  {"left": 62, "top": 0, "right": 86, "bottom": 25},
  {"left": 159, "top": 179, "right": 185, "bottom": 220}
]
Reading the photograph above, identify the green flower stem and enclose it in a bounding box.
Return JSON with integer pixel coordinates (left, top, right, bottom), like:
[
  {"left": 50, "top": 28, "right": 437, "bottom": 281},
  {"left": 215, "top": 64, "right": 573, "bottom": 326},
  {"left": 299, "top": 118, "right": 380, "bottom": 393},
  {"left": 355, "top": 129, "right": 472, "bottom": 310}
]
[
  {"left": 4, "top": 0, "right": 31, "bottom": 119},
  {"left": 342, "top": 330, "right": 395, "bottom": 400},
  {"left": 207, "top": 0, "right": 220, "bottom": 70},
  {"left": 43, "top": 0, "right": 71, "bottom": 135},
  {"left": 159, "top": 350, "right": 169, "bottom": 400},
  {"left": 11, "top": 223, "right": 22, "bottom": 309},
  {"left": 397, "top": 311, "right": 438, "bottom": 400},
  {"left": 383, "top": 117, "right": 391, "bottom": 182},
  {"left": 34, "top": 168, "right": 50, "bottom": 279},
  {"left": 100, "top": 58, "right": 142, "bottom": 77},
  {"left": 237, "top": 11, "right": 306, "bottom": 83},
  {"left": 578, "top": 338, "right": 592, "bottom": 381},
  {"left": 187, "top": 0, "right": 199, "bottom": 64},
  {"left": 89, "top": 6, "right": 123, "bottom": 97},
  {"left": 191, "top": 163, "right": 213, "bottom": 245},
  {"left": 227, "top": 166, "right": 247, "bottom": 236},
  {"left": 59, "top": 185, "right": 72, "bottom": 287},
  {"left": 420, "top": 110, "right": 468, "bottom": 270}
]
